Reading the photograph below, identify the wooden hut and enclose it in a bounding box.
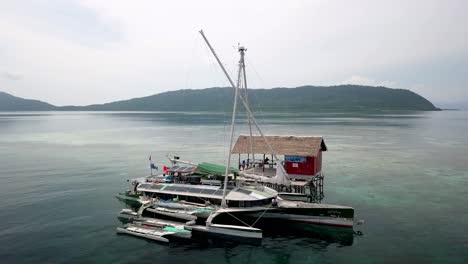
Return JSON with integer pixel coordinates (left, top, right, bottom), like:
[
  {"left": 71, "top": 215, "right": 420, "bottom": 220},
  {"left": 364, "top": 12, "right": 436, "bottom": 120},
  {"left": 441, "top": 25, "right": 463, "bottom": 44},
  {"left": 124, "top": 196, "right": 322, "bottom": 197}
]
[{"left": 231, "top": 135, "right": 327, "bottom": 179}]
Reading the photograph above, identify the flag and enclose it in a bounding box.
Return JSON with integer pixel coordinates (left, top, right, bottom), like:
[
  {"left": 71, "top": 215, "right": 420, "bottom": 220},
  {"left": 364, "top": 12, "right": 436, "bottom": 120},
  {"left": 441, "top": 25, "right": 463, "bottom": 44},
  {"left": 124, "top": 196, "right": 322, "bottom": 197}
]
[{"left": 150, "top": 163, "right": 158, "bottom": 170}]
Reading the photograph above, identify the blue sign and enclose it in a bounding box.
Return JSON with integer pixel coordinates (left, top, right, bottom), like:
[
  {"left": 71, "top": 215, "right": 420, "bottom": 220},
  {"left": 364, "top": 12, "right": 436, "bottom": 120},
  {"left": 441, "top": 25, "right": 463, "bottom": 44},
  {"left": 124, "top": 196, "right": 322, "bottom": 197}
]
[{"left": 285, "top": 155, "right": 306, "bottom": 163}]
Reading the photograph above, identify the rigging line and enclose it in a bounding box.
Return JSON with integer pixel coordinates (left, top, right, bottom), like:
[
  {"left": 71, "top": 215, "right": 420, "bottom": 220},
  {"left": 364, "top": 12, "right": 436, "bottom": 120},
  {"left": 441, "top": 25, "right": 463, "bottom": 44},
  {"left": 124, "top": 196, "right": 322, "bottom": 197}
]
[
  {"left": 199, "top": 34, "right": 237, "bottom": 90},
  {"left": 199, "top": 36, "right": 231, "bottom": 166},
  {"left": 199, "top": 30, "right": 289, "bottom": 184},
  {"left": 224, "top": 211, "right": 252, "bottom": 227},
  {"left": 222, "top": 68, "right": 237, "bottom": 165},
  {"left": 243, "top": 57, "right": 269, "bottom": 133},
  {"left": 251, "top": 203, "right": 272, "bottom": 227},
  {"left": 184, "top": 32, "right": 200, "bottom": 90},
  {"left": 245, "top": 57, "right": 266, "bottom": 84},
  {"left": 201, "top": 37, "right": 224, "bottom": 88},
  {"left": 222, "top": 65, "right": 239, "bottom": 166},
  {"left": 194, "top": 195, "right": 209, "bottom": 204},
  {"left": 222, "top": 110, "right": 228, "bottom": 165},
  {"left": 192, "top": 195, "right": 222, "bottom": 211}
]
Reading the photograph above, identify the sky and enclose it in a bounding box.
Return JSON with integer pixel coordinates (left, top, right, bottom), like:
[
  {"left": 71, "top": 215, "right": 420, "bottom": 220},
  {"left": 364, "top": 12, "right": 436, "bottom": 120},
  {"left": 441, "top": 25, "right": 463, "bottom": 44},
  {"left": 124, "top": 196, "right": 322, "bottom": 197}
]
[{"left": 0, "top": 0, "right": 467, "bottom": 107}]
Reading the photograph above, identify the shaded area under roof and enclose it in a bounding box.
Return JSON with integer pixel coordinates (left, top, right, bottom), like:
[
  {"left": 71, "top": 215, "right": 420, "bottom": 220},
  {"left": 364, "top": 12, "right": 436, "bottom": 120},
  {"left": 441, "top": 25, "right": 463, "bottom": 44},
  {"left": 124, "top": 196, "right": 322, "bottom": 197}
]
[{"left": 231, "top": 135, "right": 327, "bottom": 156}]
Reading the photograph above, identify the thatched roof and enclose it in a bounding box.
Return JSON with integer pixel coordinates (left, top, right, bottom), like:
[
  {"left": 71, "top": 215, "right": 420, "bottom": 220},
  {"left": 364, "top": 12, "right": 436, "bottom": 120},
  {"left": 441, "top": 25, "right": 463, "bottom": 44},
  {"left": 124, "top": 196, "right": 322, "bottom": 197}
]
[{"left": 231, "top": 135, "right": 327, "bottom": 156}]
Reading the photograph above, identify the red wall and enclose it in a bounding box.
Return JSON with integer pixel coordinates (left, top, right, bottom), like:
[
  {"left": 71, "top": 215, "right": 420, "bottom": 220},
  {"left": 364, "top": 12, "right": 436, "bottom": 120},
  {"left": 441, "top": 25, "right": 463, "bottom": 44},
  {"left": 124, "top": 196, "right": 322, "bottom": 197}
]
[
  {"left": 285, "top": 151, "right": 322, "bottom": 176},
  {"left": 285, "top": 160, "right": 302, "bottom": 174},
  {"left": 315, "top": 151, "right": 322, "bottom": 173}
]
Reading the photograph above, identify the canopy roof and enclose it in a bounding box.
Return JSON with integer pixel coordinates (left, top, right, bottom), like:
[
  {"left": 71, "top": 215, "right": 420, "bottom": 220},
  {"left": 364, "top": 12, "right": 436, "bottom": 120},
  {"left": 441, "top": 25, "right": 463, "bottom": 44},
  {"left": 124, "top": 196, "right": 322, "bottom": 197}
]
[
  {"left": 231, "top": 135, "right": 327, "bottom": 157},
  {"left": 167, "top": 165, "right": 196, "bottom": 173},
  {"left": 194, "top": 162, "right": 239, "bottom": 176}
]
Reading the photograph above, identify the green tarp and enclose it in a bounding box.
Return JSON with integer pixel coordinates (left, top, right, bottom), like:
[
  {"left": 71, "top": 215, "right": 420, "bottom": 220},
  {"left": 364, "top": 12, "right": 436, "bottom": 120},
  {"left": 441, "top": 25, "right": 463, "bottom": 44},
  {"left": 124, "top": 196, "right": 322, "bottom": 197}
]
[
  {"left": 163, "top": 226, "right": 190, "bottom": 233},
  {"left": 194, "top": 162, "right": 239, "bottom": 176}
]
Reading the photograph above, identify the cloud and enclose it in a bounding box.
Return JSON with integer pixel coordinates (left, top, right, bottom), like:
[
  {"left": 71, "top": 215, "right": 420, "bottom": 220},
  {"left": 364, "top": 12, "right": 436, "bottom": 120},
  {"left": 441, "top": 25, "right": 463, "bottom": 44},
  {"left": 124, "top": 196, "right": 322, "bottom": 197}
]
[
  {"left": 342, "top": 75, "right": 397, "bottom": 88},
  {"left": 2, "top": 71, "right": 22, "bottom": 81},
  {"left": 0, "top": 0, "right": 467, "bottom": 105}
]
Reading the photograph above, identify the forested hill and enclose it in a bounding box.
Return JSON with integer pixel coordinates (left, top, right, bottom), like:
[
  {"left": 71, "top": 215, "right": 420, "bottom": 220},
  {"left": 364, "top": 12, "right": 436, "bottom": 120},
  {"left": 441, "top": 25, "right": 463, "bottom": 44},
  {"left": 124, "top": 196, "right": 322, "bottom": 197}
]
[
  {"left": 1, "top": 85, "right": 440, "bottom": 111},
  {"left": 60, "top": 85, "right": 439, "bottom": 111},
  {"left": 0, "top": 91, "right": 57, "bottom": 111}
]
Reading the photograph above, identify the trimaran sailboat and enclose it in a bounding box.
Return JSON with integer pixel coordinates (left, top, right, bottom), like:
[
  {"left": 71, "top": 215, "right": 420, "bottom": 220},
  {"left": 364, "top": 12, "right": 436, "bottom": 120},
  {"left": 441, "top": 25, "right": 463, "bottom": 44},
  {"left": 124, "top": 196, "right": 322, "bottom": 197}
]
[
  {"left": 187, "top": 30, "right": 289, "bottom": 240},
  {"left": 116, "top": 30, "right": 355, "bottom": 243}
]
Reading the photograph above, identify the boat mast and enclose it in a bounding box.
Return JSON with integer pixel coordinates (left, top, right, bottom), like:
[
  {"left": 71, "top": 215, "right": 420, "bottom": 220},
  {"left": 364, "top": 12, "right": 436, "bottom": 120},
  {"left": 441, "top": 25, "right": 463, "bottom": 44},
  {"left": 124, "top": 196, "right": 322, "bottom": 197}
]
[
  {"left": 242, "top": 54, "right": 255, "bottom": 168},
  {"left": 199, "top": 30, "right": 289, "bottom": 186},
  {"left": 199, "top": 30, "right": 243, "bottom": 207}
]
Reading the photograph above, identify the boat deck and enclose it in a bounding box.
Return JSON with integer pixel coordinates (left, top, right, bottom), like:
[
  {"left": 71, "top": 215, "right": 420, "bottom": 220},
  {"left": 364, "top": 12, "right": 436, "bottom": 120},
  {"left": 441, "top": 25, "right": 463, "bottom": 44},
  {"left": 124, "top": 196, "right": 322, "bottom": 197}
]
[
  {"left": 278, "top": 200, "right": 353, "bottom": 209},
  {"left": 240, "top": 167, "right": 316, "bottom": 186}
]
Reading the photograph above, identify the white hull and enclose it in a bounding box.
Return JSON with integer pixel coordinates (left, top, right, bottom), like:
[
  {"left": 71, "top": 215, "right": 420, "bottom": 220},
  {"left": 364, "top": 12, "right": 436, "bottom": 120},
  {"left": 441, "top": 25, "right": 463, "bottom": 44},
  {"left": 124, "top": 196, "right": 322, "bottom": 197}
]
[
  {"left": 146, "top": 207, "right": 197, "bottom": 221},
  {"left": 135, "top": 218, "right": 187, "bottom": 229},
  {"left": 116, "top": 226, "right": 170, "bottom": 243},
  {"left": 209, "top": 204, "right": 354, "bottom": 228},
  {"left": 189, "top": 224, "right": 262, "bottom": 240},
  {"left": 253, "top": 212, "right": 353, "bottom": 228}
]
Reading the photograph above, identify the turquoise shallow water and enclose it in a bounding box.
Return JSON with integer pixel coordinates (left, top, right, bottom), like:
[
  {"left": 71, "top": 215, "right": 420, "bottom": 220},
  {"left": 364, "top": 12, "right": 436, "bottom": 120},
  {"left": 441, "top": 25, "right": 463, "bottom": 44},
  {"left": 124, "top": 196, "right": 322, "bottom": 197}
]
[{"left": 0, "top": 111, "right": 467, "bottom": 263}]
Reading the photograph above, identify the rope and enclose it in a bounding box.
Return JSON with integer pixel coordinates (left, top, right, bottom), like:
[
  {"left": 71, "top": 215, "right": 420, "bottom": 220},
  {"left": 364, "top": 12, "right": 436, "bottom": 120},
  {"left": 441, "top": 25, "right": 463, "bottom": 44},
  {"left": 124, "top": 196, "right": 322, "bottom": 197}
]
[
  {"left": 224, "top": 211, "right": 252, "bottom": 227},
  {"left": 193, "top": 195, "right": 212, "bottom": 206},
  {"left": 184, "top": 32, "right": 199, "bottom": 90},
  {"left": 251, "top": 204, "right": 272, "bottom": 227},
  {"left": 223, "top": 203, "right": 273, "bottom": 228}
]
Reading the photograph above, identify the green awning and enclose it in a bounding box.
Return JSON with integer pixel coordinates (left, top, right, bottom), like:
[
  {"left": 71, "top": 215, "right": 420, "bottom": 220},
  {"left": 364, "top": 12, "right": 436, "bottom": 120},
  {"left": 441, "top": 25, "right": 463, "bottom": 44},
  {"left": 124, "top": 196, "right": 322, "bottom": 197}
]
[{"left": 194, "top": 162, "right": 239, "bottom": 176}]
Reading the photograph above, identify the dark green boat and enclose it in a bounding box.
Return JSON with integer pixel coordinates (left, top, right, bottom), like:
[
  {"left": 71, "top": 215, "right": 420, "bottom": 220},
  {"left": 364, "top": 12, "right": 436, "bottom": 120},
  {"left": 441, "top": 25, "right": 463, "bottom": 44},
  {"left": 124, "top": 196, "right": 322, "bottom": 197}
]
[{"left": 115, "top": 190, "right": 143, "bottom": 208}]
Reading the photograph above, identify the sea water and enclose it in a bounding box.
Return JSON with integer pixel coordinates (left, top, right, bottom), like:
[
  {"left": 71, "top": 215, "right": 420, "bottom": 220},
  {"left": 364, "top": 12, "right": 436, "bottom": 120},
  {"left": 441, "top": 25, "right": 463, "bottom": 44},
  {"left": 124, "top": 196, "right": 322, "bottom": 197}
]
[{"left": 0, "top": 111, "right": 467, "bottom": 263}]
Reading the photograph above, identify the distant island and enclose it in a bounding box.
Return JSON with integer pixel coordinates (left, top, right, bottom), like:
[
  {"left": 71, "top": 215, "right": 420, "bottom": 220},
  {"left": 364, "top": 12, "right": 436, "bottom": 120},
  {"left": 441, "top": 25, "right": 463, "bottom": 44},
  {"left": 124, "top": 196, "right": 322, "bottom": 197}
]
[
  {"left": 0, "top": 85, "right": 440, "bottom": 112},
  {"left": 0, "top": 90, "right": 56, "bottom": 111}
]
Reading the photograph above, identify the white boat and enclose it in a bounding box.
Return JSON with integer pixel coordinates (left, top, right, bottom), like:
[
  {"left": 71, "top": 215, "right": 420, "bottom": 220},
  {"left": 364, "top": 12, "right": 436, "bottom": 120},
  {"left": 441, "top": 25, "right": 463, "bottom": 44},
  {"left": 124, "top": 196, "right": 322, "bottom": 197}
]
[
  {"left": 146, "top": 207, "right": 198, "bottom": 221},
  {"left": 186, "top": 206, "right": 263, "bottom": 241},
  {"left": 117, "top": 208, "right": 139, "bottom": 222},
  {"left": 137, "top": 183, "right": 277, "bottom": 209},
  {"left": 116, "top": 225, "right": 171, "bottom": 243},
  {"left": 116, "top": 30, "right": 356, "bottom": 245},
  {"left": 152, "top": 201, "right": 215, "bottom": 218},
  {"left": 143, "top": 30, "right": 353, "bottom": 233},
  {"left": 120, "top": 208, "right": 138, "bottom": 216},
  {"left": 134, "top": 217, "right": 191, "bottom": 229},
  {"left": 117, "top": 221, "right": 192, "bottom": 242},
  {"left": 188, "top": 224, "right": 262, "bottom": 240},
  {"left": 177, "top": 31, "right": 268, "bottom": 242},
  {"left": 239, "top": 200, "right": 355, "bottom": 228}
]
